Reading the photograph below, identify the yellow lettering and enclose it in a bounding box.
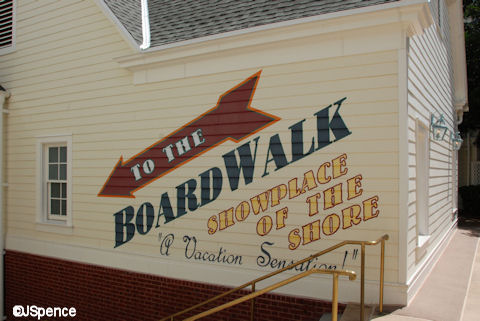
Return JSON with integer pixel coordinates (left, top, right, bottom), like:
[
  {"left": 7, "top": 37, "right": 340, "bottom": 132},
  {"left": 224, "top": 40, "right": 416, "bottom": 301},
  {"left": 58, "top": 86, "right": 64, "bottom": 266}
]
[
  {"left": 301, "top": 170, "right": 318, "bottom": 192},
  {"left": 322, "top": 214, "right": 340, "bottom": 236},
  {"left": 288, "top": 178, "right": 302, "bottom": 199},
  {"left": 288, "top": 228, "right": 301, "bottom": 250},
  {"left": 250, "top": 192, "right": 270, "bottom": 215},
  {"left": 347, "top": 175, "right": 363, "bottom": 200},
  {"left": 218, "top": 208, "right": 234, "bottom": 230},
  {"left": 317, "top": 162, "right": 332, "bottom": 184},
  {"left": 363, "top": 196, "right": 380, "bottom": 221},
  {"left": 306, "top": 193, "right": 321, "bottom": 216},
  {"left": 323, "top": 183, "right": 343, "bottom": 210},
  {"left": 302, "top": 220, "right": 321, "bottom": 245},
  {"left": 235, "top": 201, "right": 250, "bottom": 222},
  {"left": 207, "top": 215, "right": 218, "bottom": 235},
  {"left": 332, "top": 153, "right": 348, "bottom": 179},
  {"left": 256, "top": 216, "right": 273, "bottom": 236},
  {"left": 275, "top": 207, "right": 288, "bottom": 230},
  {"left": 270, "top": 184, "right": 287, "bottom": 207},
  {"left": 342, "top": 205, "right": 362, "bottom": 229}
]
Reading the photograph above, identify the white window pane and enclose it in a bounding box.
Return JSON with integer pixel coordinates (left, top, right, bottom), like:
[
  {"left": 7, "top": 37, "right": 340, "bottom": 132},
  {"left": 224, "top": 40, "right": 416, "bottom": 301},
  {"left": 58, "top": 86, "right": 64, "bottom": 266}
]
[
  {"left": 61, "top": 200, "right": 66, "bottom": 216},
  {"left": 61, "top": 183, "right": 66, "bottom": 198},
  {"left": 60, "top": 164, "right": 66, "bottom": 180},
  {"left": 49, "top": 164, "right": 58, "bottom": 180},
  {"left": 51, "top": 183, "right": 60, "bottom": 198},
  {"left": 49, "top": 147, "right": 58, "bottom": 163},
  {"left": 51, "top": 199, "right": 60, "bottom": 215},
  {"left": 60, "top": 146, "right": 67, "bottom": 162}
]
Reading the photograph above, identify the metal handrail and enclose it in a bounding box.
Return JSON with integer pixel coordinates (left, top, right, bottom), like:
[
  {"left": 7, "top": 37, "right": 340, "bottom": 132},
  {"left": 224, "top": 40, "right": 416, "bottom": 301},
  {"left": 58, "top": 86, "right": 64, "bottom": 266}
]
[
  {"left": 160, "top": 234, "right": 389, "bottom": 321},
  {"left": 184, "top": 269, "right": 356, "bottom": 321}
]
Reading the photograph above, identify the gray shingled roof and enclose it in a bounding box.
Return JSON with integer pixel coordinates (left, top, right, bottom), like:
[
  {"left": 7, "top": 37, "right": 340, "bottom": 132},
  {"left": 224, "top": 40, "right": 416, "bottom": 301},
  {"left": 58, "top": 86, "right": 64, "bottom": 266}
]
[
  {"left": 104, "top": 0, "right": 400, "bottom": 49},
  {"left": 104, "top": 0, "right": 143, "bottom": 44}
]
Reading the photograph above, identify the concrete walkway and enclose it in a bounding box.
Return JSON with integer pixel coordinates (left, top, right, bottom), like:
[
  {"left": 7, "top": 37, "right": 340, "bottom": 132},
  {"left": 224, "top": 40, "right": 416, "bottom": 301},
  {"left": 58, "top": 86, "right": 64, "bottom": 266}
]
[
  {"left": 459, "top": 222, "right": 480, "bottom": 321},
  {"left": 372, "top": 219, "right": 480, "bottom": 321}
]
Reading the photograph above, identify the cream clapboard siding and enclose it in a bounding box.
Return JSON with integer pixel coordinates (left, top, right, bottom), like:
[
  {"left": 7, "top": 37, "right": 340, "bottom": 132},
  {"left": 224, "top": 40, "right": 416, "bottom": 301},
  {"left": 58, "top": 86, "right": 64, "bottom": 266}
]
[
  {"left": 2, "top": 0, "right": 402, "bottom": 303},
  {"left": 406, "top": 0, "right": 456, "bottom": 283}
]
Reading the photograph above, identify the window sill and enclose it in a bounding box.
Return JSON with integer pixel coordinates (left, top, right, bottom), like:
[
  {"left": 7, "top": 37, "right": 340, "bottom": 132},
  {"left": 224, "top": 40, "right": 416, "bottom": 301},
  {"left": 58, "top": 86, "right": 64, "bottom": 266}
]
[
  {"left": 452, "top": 208, "right": 458, "bottom": 221},
  {"left": 35, "top": 221, "right": 73, "bottom": 235},
  {"left": 417, "top": 234, "right": 431, "bottom": 248},
  {"left": 415, "top": 234, "right": 431, "bottom": 261}
]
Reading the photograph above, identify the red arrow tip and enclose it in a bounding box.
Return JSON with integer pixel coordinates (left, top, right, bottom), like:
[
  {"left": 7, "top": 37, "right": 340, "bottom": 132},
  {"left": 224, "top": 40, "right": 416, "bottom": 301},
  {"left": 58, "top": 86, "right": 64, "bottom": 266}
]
[{"left": 98, "top": 157, "right": 136, "bottom": 198}]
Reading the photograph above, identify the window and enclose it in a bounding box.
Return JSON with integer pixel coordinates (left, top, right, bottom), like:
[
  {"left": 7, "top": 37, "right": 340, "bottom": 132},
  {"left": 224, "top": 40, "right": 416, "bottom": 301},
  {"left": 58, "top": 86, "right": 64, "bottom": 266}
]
[
  {"left": 37, "top": 135, "right": 72, "bottom": 228},
  {"left": 0, "top": 0, "right": 15, "bottom": 54},
  {"left": 47, "top": 145, "right": 68, "bottom": 220},
  {"left": 415, "top": 120, "right": 430, "bottom": 247}
]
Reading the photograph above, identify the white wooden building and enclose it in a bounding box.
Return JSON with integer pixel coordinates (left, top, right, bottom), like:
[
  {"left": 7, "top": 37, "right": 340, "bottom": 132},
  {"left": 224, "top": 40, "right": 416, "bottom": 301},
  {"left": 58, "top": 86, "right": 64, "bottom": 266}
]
[{"left": 0, "top": 0, "right": 468, "bottom": 320}]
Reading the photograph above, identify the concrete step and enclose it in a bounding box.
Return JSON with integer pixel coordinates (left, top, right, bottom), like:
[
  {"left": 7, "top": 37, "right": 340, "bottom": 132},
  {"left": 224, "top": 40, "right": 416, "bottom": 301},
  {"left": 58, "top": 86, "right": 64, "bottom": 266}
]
[
  {"left": 319, "top": 312, "right": 342, "bottom": 321},
  {"left": 339, "top": 303, "right": 376, "bottom": 321},
  {"left": 370, "top": 316, "right": 432, "bottom": 321}
]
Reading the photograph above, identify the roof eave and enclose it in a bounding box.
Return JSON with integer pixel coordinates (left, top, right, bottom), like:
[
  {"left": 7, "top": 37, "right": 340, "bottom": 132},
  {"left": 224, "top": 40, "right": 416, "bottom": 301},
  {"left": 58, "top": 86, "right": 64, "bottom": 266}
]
[
  {"left": 142, "top": 0, "right": 429, "bottom": 53},
  {"left": 113, "top": 1, "right": 434, "bottom": 84}
]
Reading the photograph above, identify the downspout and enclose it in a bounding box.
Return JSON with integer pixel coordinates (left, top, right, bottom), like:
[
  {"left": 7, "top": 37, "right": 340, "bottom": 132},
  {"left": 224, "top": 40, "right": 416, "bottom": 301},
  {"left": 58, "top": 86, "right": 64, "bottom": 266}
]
[
  {"left": 139, "top": 0, "right": 150, "bottom": 50},
  {"left": 0, "top": 85, "right": 9, "bottom": 321}
]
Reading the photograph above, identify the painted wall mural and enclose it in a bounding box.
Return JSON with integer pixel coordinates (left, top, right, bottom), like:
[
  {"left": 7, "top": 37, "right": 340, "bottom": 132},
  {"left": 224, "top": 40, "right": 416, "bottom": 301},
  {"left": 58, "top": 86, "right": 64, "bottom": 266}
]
[
  {"left": 98, "top": 71, "right": 381, "bottom": 272},
  {"left": 98, "top": 71, "right": 279, "bottom": 198}
]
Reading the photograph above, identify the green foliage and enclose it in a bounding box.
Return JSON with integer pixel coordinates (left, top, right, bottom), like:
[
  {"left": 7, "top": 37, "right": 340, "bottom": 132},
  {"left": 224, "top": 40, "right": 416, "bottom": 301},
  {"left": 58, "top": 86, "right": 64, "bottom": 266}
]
[
  {"left": 461, "top": 0, "right": 480, "bottom": 132},
  {"left": 459, "top": 185, "right": 480, "bottom": 216}
]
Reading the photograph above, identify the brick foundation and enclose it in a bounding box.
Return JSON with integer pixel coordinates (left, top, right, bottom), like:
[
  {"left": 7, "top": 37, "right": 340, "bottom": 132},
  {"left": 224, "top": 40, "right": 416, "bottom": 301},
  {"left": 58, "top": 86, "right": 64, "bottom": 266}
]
[{"left": 5, "top": 250, "right": 342, "bottom": 320}]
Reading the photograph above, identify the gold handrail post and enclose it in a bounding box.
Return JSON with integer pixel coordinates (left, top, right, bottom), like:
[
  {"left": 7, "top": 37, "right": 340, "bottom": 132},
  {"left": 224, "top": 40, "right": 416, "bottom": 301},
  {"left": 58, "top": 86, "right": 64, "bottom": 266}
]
[
  {"left": 250, "top": 282, "right": 256, "bottom": 321},
  {"left": 161, "top": 235, "right": 388, "bottom": 321},
  {"left": 379, "top": 238, "right": 385, "bottom": 313},
  {"left": 360, "top": 243, "right": 365, "bottom": 321},
  {"left": 332, "top": 273, "right": 339, "bottom": 321}
]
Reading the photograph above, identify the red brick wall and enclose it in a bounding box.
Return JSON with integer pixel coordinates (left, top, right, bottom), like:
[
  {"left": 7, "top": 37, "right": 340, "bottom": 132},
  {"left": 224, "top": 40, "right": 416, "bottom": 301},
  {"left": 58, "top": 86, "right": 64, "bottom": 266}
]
[{"left": 5, "top": 250, "right": 342, "bottom": 320}]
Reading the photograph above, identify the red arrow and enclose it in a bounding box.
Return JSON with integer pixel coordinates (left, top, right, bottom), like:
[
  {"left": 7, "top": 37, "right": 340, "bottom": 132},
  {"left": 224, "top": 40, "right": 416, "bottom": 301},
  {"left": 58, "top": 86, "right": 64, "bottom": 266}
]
[{"left": 98, "top": 71, "right": 280, "bottom": 198}]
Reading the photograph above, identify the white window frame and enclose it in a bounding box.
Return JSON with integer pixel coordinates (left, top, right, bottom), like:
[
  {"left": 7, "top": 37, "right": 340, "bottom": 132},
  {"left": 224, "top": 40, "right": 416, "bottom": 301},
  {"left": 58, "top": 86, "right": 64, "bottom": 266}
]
[
  {"left": 415, "top": 120, "right": 430, "bottom": 249},
  {"left": 0, "top": 0, "right": 16, "bottom": 55},
  {"left": 452, "top": 145, "right": 458, "bottom": 220},
  {"left": 36, "top": 134, "right": 72, "bottom": 228},
  {"left": 45, "top": 143, "right": 68, "bottom": 221}
]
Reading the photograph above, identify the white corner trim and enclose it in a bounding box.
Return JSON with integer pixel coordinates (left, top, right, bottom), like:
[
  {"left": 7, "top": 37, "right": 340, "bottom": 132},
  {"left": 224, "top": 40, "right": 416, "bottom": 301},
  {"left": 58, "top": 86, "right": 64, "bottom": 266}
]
[
  {"left": 448, "top": 0, "right": 469, "bottom": 114},
  {"left": 398, "top": 33, "right": 409, "bottom": 285},
  {"left": 139, "top": 0, "right": 150, "bottom": 50},
  {"left": 93, "top": 0, "right": 140, "bottom": 52}
]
